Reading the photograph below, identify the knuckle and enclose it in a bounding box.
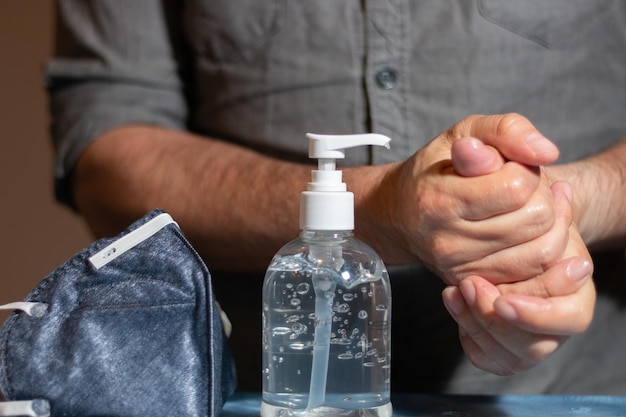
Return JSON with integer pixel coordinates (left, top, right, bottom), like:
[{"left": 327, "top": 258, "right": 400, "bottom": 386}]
[
  {"left": 428, "top": 232, "right": 455, "bottom": 260},
  {"left": 450, "top": 114, "right": 482, "bottom": 138},
  {"left": 524, "top": 338, "right": 562, "bottom": 365},
  {"left": 525, "top": 197, "right": 553, "bottom": 225},
  {"left": 536, "top": 241, "right": 560, "bottom": 267},
  {"left": 502, "top": 175, "right": 535, "bottom": 208},
  {"left": 495, "top": 113, "right": 528, "bottom": 137},
  {"left": 572, "top": 305, "right": 594, "bottom": 333}
]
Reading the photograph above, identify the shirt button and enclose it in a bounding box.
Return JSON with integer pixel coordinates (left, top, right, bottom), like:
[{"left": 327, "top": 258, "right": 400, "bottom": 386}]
[{"left": 375, "top": 68, "right": 397, "bottom": 90}]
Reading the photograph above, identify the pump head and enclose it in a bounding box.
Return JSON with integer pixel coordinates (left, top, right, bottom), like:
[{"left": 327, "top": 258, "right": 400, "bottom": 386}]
[{"left": 300, "top": 133, "right": 391, "bottom": 230}]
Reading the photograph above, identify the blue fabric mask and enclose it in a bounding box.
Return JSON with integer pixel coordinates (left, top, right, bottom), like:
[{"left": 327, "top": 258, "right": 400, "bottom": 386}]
[{"left": 0, "top": 209, "right": 236, "bottom": 417}]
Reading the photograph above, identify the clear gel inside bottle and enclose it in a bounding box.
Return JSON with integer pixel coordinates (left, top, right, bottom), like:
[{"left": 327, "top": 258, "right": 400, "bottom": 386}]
[{"left": 261, "top": 230, "right": 392, "bottom": 417}]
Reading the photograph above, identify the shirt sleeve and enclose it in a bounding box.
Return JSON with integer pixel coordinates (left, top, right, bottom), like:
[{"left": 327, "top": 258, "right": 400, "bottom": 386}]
[{"left": 46, "top": 0, "right": 190, "bottom": 207}]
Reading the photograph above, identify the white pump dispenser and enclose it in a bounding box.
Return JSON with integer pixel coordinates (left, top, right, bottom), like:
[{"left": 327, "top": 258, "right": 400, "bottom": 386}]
[
  {"left": 262, "top": 133, "right": 393, "bottom": 417},
  {"left": 300, "top": 133, "right": 391, "bottom": 231}
]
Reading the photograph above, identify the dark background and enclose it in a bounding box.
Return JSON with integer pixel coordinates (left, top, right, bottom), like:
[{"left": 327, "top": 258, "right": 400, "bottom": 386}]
[{"left": 0, "top": 1, "right": 92, "bottom": 323}]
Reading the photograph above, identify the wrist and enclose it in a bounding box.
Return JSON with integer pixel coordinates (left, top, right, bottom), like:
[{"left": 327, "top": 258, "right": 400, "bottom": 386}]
[
  {"left": 546, "top": 145, "right": 625, "bottom": 250},
  {"left": 346, "top": 162, "right": 417, "bottom": 265}
]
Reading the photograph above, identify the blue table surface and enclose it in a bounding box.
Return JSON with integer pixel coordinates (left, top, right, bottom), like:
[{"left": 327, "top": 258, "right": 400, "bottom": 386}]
[{"left": 220, "top": 392, "right": 626, "bottom": 417}]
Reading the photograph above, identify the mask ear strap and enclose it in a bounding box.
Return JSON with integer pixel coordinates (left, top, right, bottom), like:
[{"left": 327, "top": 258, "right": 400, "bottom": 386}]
[
  {"left": 0, "top": 304, "right": 50, "bottom": 416},
  {"left": 0, "top": 302, "right": 48, "bottom": 318},
  {"left": 0, "top": 400, "right": 50, "bottom": 417}
]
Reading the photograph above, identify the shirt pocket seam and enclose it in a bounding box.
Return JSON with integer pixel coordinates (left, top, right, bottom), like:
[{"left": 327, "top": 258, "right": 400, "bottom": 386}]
[
  {"left": 477, "top": 0, "right": 617, "bottom": 49},
  {"left": 187, "top": 0, "right": 286, "bottom": 63}
]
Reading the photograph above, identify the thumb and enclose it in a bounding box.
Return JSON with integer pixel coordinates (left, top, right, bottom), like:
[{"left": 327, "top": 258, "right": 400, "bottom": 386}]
[
  {"left": 451, "top": 137, "right": 505, "bottom": 177},
  {"left": 460, "top": 113, "right": 560, "bottom": 166}
]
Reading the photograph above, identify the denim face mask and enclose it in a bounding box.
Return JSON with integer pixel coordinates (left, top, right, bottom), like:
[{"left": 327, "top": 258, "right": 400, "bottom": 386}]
[{"left": 0, "top": 209, "right": 236, "bottom": 417}]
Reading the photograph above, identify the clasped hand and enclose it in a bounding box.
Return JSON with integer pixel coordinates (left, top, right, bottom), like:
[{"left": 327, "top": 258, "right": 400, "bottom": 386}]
[{"left": 377, "top": 114, "right": 595, "bottom": 375}]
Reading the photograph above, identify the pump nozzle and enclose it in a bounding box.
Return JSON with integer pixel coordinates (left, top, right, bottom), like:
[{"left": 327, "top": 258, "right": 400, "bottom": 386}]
[{"left": 306, "top": 133, "right": 391, "bottom": 159}]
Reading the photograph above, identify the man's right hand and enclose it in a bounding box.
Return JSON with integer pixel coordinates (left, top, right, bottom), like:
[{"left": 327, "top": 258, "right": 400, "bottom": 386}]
[{"left": 355, "top": 113, "right": 567, "bottom": 286}]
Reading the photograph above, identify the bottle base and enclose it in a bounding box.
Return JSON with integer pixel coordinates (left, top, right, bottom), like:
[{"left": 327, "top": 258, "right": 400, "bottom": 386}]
[{"left": 260, "top": 401, "right": 392, "bottom": 417}]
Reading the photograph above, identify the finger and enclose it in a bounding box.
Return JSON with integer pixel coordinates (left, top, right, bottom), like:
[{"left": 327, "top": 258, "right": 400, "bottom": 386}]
[
  {"left": 450, "top": 113, "right": 560, "bottom": 166},
  {"left": 469, "top": 181, "right": 585, "bottom": 286},
  {"left": 447, "top": 161, "right": 543, "bottom": 220},
  {"left": 497, "top": 256, "right": 593, "bottom": 299},
  {"left": 444, "top": 281, "right": 560, "bottom": 375},
  {"left": 494, "top": 272, "right": 596, "bottom": 335},
  {"left": 458, "top": 327, "right": 515, "bottom": 376},
  {"left": 451, "top": 137, "right": 505, "bottom": 177},
  {"left": 433, "top": 179, "right": 569, "bottom": 284},
  {"left": 442, "top": 286, "right": 517, "bottom": 375},
  {"left": 460, "top": 277, "right": 565, "bottom": 370},
  {"left": 442, "top": 180, "right": 573, "bottom": 284},
  {"left": 449, "top": 175, "right": 554, "bottom": 247}
]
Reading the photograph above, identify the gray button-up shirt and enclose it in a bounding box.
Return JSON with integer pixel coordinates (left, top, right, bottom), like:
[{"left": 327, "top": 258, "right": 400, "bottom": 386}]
[{"left": 48, "top": 0, "right": 626, "bottom": 204}]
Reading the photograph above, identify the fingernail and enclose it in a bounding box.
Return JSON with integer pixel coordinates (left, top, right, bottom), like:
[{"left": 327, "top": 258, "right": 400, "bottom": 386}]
[
  {"left": 443, "top": 287, "right": 465, "bottom": 316},
  {"left": 495, "top": 300, "right": 518, "bottom": 322},
  {"left": 562, "top": 182, "right": 574, "bottom": 204},
  {"left": 459, "top": 280, "right": 477, "bottom": 306},
  {"left": 567, "top": 258, "right": 593, "bottom": 282},
  {"left": 526, "top": 133, "right": 559, "bottom": 157}
]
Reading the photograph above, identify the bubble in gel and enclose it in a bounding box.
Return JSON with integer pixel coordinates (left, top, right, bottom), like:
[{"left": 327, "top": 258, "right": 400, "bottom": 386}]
[
  {"left": 291, "top": 323, "right": 307, "bottom": 335},
  {"left": 272, "top": 327, "right": 291, "bottom": 336},
  {"left": 335, "top": 303, "right": 350, "bottom": 313},
  {"left": 331, "top": 338, "right": 351, "bottom": 345},
  {"left": 286, "top": 315, "right": 300, "bottom": 323},
  {"left": 289, "top": 343, "right": 307, "bottom": 351},
  {"left": 296, "top": 283, "right": 310, "bottom": 295},
  {"left": 290, "top": 298, "right": 301, "bottom": 307},
  {"left": 358, "top": 310, "right": 368, "bottom": 319}
]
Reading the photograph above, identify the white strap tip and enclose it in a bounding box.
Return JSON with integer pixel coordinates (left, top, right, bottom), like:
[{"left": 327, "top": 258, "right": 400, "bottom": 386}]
[
  {"left": 0, "top": 399, "right": 50, "bottom": 417},
  {"left": 0, "top": 302, "right": 48, "bottom": 318}
]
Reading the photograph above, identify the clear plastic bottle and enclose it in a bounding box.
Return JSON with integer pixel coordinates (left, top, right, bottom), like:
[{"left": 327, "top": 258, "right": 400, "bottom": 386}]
[{"left": 261, "top": 134, "right": 392, "bottom": 417}]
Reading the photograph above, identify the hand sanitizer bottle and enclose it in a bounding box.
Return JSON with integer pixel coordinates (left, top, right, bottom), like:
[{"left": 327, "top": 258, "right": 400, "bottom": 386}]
[{"left": 261, "top": 133, "right": 393, "bottom": 417}]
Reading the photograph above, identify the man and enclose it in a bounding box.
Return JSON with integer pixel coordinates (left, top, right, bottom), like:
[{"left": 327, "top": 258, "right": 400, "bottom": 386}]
[{"left": 47, "top": 1, "right": 624, "bottom": 393}]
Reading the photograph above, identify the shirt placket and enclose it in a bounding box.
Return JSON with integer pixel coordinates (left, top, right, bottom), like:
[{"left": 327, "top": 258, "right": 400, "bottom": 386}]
[{"left": 363, "top": 0, "right": 411, "bottom": 164}]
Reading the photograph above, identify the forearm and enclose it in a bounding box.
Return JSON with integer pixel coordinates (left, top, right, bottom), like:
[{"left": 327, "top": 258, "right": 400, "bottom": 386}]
[
  {"left": 73, "top": 125, "right": 310, "bottom": 272},
  {"left": 546, "top": 137, "right": 626, "bottom": 250}
]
